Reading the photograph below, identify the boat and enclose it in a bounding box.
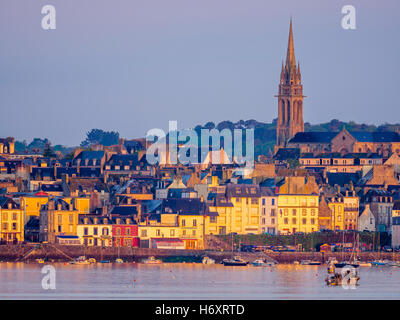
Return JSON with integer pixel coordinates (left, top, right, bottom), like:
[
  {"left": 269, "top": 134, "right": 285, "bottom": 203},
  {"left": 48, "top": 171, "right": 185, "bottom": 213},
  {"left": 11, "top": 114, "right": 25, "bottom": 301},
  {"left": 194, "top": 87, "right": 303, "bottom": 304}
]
[
  {"left": 88, "top": 258, "right": 96, "bottom": 264},
  {"left": 334, "top": 262, "right": 360, "bottom": 268},
  {"left": 36, "top": 259, "right": 45, "bottom": 264},
  {"left": 222, "top": 256, "right": 248, "bottom": 266},
  {"left": 358, "top": 262, "right": 372, "bottom": 267},
  {"left": 115, "top": 258, "right": 124, "bottom": 264},
  {"left": 326, "top": 263, "right": 360, "bottom": 287},
  {"left": 293, "top": 261, "right": 300, "bottom": 265},
  {"left": 251, "top": 259, "right": 276, "bottom": 267},
  {"left": 69, "top": 256, "right": 91, "bottom": 265},
  {"left": 388, "top": 261, "right": 400, "bottom": 267},
  {"left": 99, "top": 260, "right": 111, "bottom": 263},
  {"left": 202, "top": 256, "right": 215, "bottom": 264},
  {"left": 371, "top": 259, "right": 389, "bottom": 266},
  {"left": 300, "top": 260, "right": 321, "bottom": 265},
  {"left": 142, "top": 256, "right": 162, "bottom": 264},
  {"left": 326, "top": 257, "right": 339, "bottom": 265}
]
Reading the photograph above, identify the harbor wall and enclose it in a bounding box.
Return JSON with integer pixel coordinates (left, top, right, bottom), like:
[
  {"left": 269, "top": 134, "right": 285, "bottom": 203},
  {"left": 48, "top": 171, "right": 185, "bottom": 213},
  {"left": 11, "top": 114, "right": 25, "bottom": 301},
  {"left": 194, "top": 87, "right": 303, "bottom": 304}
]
[{"left": 0, "top": 244, "right": 398, "bottom": 263}]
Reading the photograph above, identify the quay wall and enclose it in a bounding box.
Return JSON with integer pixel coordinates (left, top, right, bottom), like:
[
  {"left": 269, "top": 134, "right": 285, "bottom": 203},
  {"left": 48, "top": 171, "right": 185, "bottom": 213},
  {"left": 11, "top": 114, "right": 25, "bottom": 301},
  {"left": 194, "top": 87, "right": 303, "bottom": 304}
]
[{"left": 0, "top": 244, "right": 399, "bottom": 263}]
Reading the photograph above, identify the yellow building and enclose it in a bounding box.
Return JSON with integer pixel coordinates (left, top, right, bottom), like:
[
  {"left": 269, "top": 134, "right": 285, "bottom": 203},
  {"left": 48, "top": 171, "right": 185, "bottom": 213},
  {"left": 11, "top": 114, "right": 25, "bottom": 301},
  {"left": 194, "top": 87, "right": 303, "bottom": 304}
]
[
  {"left": 207, "top": 197, "right": 233, "bottom": 235},
  {"left": 0, "top": 197, "right": 24, "bottom": 243},
  {"left": 138, "top": 213, "right": 181, "bottom": 247},
  {"left": 326, "top": 195, "right": 345, "bottom": 231},
  {"left": 277, "top": 176, "right": 320, "bottom": 234},
  {"left": 277, "top": 194, "right": 319, "bottom": 234},
  {"left": 342, "top": 189, "right": 359, "bottom": 230},
  {"left": 39, "top": 198, "right": 79, "bottom": 243},
  {"left": 20, "top": 194, "right": 49, "bottom": 219},
  {"left": 178, "top": 213, "right": 213, "bottom": 250},
  {"left": 77, "top": 216, "right": 112, "bottom": 247},
  {"left": 22, "top": 195, "right": 90, "bottom": 221},
  {"left": 64, "top": 197, "right": 91, "bottom": 215}
]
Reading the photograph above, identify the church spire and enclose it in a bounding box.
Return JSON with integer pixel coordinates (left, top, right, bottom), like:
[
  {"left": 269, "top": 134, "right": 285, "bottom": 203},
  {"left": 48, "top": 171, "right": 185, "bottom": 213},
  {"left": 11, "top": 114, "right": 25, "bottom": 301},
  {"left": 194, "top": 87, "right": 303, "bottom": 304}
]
[{"left": 285, "top": 18, "right": 296, "bottom": 73}]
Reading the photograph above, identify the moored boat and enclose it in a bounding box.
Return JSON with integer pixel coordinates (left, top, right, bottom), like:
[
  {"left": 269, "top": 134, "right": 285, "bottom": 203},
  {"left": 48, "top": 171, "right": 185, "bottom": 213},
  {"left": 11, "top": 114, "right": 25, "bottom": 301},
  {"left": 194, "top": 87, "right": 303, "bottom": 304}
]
[
  {"left": 371, "top": 259, "right": 389, "bottom": 266},
  {"left": 69, "top": 256, "right": 91, "bottom": 265},
  {"left": 202, "top": 256, "right": 215, "bottom": 264},
  {"left": 222, "top": 256, "right": 248, "bottom": 266},
  {"left": 142, "top": 256, "right": 162, "bottom": 264},
  {"left": 115, "top": 258, "right": 124, "bottom": 264},
  {"left": 252, "top": 259, "right": 276, "bottom": 267},
  {"left": 300, "top": 260, "right": 321, "bottom": 265},
  {"left": 326, "top": 264, "right": 360, "bottom": 286}
]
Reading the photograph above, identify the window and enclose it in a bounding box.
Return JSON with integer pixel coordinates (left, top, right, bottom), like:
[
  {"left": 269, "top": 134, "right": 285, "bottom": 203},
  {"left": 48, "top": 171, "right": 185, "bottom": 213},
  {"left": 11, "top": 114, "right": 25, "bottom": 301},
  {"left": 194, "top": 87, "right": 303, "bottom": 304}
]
[
  {"left": 271, "top": 218, "right": 275, "bottom": 224},
  {"left": 271, "top": 199, "right": 275, "bottom": 205},
  {"left": 2, "top": 223, "right": 7, "bottom": 230},
  {"left": 192, "top": 230, "right": 196, "bottom": 236},
  {"left": 2, "top": 212, "right": 7, "bottom": 220},
  {"left": 292, "top": 209, "right": 297, "bottom": 216},
  {"left": 182, "top": 219, "right": 186, "bottom": 227},
  {"left": 262, "top": 218, "right": 266, "bottom": 224},
  {"left": 193, "top": 219, "right": 197, "bottom": 227},
  {"left": 284, "top": 218, "right": 288, "bottom": 224},
  {"left": 156, "top": 229, "right": 160, "bottom": 236},
  {"left": 210, "top": 216, "right": 216, "bottom": 223},
  {"left": 102, "top": 228, "right": 108, "bottom": 236},
  {"left": 302, "top": 209, "right": 307, "bottom": 216},
  {"left": 292, "top": 218, "right": 297, "bottom": 224},
  {"left": 338, "top": 215, "right": 342, "bottom": 222},
  {"left": 12, "top": 213, "right": 17, "bottom": 221},
  {"left": 262, "top": 199, "right": 266, "bottom": 206},
  {"left": 84, "top": 227, "right": 88, "bottom": 235},
  {"left": 302, "top": 218, "right": 306, "bottom": 225},
  {"left": 126, "top": 228, "right": 131, "bottom": 236},
  {"left": 116, "top": 228, "right": 121, "bottom": 236},
  {"left": 311, "top": 219, "right": 315, "bottom": 225},
  {"left": 251, "top": 198, "right": 258, "bottom": 205},
  {"left": 12, "top": 223, "right": 17, "bottom": 231},
  {"left": 170, "top": 229, "right": 175, "bottom": 236},
  {"left": 58, "top": 215, "right": 62, "bottom": 224},
  {"left": 311, "top": 209, "right": 315, "bottom": 216},
  {"left": 284, "top": 209, "right": 288, "bottom": 216},
  {"left": 270, "top": 209, "right": 276, "bottom": 217},
  {"left": 93, "top": 227, "right": 98, "bottom": 235},
  {"left": 69, "top": 214, "right": 73, "bottom": 223}
]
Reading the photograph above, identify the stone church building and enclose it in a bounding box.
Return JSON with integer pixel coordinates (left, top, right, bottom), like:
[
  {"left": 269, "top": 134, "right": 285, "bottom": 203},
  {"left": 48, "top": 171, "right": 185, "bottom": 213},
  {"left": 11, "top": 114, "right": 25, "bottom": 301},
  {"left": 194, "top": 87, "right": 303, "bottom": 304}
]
[{"left": 274, "top": 21, "right": 400, "bottom": 157}]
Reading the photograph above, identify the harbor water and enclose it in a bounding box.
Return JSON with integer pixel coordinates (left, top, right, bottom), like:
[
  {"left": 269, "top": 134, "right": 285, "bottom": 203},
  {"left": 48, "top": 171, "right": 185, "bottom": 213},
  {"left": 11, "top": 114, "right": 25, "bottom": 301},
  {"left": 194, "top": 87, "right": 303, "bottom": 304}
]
[{"left": 1, "top": 262, "right": 400, "bottom": 299}]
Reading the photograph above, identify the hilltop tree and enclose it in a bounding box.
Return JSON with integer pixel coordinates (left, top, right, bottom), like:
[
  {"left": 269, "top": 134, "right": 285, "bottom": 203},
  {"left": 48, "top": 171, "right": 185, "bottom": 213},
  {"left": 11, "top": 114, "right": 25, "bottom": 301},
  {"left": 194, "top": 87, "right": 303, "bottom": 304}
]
[
  {"left": 80, "top": 129, "right": 119, "bottom": 147},
  {"left": 43, "top": 141, "right": 56, "bottom": 157}
]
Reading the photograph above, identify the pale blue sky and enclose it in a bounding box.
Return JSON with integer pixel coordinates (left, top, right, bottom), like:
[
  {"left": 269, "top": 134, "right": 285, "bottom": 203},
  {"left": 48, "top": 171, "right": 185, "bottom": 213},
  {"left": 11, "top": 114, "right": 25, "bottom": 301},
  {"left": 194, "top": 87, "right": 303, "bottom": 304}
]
[{"left": 0, "top": 0, "right": 399, "bottom": 145}]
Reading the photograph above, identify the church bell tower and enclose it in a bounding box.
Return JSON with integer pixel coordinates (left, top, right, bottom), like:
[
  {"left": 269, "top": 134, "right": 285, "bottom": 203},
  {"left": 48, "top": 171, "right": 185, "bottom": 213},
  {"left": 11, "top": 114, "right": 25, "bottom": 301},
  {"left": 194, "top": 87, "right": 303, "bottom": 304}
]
[{"left": 276, "top": 19, "right": 304, "bottom": 148}]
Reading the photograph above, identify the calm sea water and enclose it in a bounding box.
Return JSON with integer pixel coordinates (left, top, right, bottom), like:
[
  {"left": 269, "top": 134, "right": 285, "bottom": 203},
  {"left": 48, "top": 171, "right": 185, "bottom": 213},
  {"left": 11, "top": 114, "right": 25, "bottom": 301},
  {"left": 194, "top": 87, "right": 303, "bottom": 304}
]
[{"left": 1, "top": 262, "right": 400, "bottom": 299}]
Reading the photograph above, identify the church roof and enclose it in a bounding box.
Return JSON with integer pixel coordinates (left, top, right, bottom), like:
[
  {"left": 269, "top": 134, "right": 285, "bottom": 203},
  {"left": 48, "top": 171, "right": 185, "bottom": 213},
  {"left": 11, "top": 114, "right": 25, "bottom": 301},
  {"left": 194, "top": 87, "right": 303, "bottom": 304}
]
[
  {"left": 289, "top": 130, "right": 400, "bottom": 144},
  {"left": 289, "top": 132, "right": 337, "bottom": 144}
]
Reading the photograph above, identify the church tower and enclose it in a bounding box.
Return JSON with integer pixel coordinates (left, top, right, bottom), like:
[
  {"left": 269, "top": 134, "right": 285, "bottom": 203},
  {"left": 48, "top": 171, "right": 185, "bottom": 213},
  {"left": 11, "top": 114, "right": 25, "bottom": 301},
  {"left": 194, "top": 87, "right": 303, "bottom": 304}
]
[{"left": 276, "top": 19, "right": 304, "bottom": 148}]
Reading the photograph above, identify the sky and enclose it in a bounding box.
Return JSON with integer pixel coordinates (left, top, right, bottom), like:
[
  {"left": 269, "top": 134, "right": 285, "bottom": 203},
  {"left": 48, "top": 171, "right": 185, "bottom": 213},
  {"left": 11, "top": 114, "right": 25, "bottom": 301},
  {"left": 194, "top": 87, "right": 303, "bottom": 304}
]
[{"left": 0, "top": 0, "right": 399, "bottom": 146}]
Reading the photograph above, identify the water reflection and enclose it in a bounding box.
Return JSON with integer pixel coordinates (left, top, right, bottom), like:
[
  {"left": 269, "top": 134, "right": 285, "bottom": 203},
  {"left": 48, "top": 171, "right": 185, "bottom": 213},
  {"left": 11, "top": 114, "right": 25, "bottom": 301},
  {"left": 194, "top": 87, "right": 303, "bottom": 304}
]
[{"left": 1, "top": 262, "right": 400, "bottom": 299}]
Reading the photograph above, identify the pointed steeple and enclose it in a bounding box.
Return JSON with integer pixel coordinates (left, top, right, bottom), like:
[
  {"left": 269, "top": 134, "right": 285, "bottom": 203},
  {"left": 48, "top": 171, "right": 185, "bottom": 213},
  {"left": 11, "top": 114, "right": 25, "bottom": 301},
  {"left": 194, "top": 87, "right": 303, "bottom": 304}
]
[{"left": 285, "top": 18, "right": 296, "bottom": 72}]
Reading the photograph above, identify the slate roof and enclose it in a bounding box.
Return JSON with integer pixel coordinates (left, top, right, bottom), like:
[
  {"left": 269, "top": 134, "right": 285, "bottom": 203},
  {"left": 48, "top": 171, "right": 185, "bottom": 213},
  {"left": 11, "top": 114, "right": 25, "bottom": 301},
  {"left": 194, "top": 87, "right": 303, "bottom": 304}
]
[
  {"left": 326, "top": 172, "right": 360, "bottom": 187},
  {"left": 274, "top": 148, "right": 300, "bottom": 161},
  {"left": 161, "top": 198, "right": 206, "bottom": 214},
  {"left": 110, "top": 206, "right": 138, "bottom": 216},
  {"left": 289, "top": 132, "right": 337, "bottom": 143},
  {"left": 350, "top": 131, "right": 400, "bottom": 143}
]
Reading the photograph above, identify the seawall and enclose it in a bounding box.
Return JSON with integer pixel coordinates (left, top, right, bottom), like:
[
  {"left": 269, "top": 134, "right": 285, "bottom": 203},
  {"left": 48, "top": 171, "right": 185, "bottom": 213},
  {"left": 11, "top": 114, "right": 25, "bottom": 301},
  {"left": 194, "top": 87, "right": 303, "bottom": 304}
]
[{"left": 0, "top": 244, "right": 399, "bottom": 263}]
